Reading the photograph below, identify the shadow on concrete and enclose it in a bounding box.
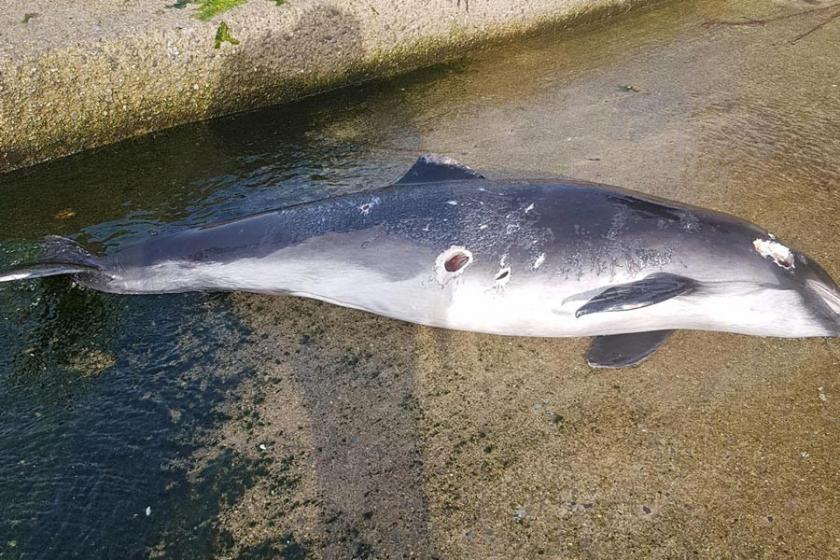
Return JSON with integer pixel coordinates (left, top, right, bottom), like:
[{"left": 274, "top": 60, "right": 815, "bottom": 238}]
[
  {"left": 201, "top": 5, "right": 437, "bottom": 558},
  {"left": 231, "top": 295, "right": 436, "bottom": 559},
  {"left": 209, "top": 3, "right": 367, "bottom": 118}
]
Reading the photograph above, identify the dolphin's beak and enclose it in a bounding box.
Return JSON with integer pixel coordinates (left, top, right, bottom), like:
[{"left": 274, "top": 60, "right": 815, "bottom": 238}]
[
  {"left": 807, "top": 278, "right": 840, "bottom": 313},
  {"left": 798, "top": 253, "right": 840, "bottom": 333}
]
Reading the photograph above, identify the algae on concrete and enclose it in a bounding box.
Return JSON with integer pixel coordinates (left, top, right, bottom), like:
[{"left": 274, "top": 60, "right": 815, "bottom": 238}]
[
  {"left": 213, "top": 21, "right": 241, "bottom": 48},
  {"left": 196, "top": 0, "right": 247, "bottom": 21},
  {"left": 170, "top": 0, "right": 288, "bottom": 21}
]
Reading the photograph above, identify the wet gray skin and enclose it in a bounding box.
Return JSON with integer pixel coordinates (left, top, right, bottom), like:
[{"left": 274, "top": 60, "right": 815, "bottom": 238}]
[{"left": 5, "top": 155, "right": 838, "bottom": 365}]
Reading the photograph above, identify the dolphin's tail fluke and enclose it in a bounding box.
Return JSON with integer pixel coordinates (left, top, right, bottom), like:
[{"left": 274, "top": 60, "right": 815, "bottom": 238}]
[
  {"left": 0, "top": 262, "right": 100, "bottom": 283},
  {"left": 0, "top": 236, "right": 101, "bottom": 284}
]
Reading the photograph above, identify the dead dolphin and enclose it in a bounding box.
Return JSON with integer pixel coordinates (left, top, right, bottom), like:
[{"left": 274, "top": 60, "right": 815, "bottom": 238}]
[{"left": 2, "top": 154, "right": 839, "bottom": 367}]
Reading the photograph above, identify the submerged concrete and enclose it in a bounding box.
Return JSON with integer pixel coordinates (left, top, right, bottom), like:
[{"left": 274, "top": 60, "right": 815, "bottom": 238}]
[{"left": 0, "top": 0, "right": 650, "bottom": 173}]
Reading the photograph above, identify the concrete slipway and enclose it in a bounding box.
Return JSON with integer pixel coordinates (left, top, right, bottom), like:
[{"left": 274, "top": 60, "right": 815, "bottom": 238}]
[{"left": 0, "top": 0, "right": 838, "bottom": 559}]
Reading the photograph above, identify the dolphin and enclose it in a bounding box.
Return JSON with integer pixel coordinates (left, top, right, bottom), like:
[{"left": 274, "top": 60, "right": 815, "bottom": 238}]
[{"left": 2, "top": 154, "right": 839, "bottom": 367}]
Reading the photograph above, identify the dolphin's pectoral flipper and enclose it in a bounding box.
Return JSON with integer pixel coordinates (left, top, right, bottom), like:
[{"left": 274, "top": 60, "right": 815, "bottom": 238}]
[
  {"left": 575, "top": 273, "right": 696, "bottom": 318},
  {"left": 396, "top": 154, "right": 484, "bottom": 184},
  {"left": 587, "top": 330, "right": 675, "bottom": 368}
]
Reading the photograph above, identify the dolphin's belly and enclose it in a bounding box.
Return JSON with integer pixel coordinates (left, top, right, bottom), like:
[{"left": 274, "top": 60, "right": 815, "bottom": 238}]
[
  {"left": 440, "top": 278, "right": 821, "bottom": 338},
  {"left": 103, "top": 250, "right": 828, "bottom": 338}
]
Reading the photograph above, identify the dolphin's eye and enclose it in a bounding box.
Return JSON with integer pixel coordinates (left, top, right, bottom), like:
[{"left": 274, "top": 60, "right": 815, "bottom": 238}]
[{"left": 445, "top": 252, "right": 470, "bottom": 272}]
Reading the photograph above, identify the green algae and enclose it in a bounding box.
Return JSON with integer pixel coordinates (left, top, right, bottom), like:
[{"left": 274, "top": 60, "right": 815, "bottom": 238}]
[
  {"left": 214, "top": 21, "right": 241, "bottom": 48},
  {"left": 169, "top": 0, "right": 286, "bottom": 20},
  {"left": 198, "top": 0, "right": 247, "bottom": 21}
]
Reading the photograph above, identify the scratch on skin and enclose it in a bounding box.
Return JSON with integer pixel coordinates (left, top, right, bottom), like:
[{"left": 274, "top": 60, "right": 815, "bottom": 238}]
[
  {"left": 494, "top": 267, "right": 511, "bottom": 290},
  {"left": 358, "top": 197, "right": 381, "bottom": 216}
]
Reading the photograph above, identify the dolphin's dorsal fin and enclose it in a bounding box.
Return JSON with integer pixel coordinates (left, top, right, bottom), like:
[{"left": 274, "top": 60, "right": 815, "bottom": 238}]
[{"left": 396, "top": 154, "right": 484, "bottom": 184}]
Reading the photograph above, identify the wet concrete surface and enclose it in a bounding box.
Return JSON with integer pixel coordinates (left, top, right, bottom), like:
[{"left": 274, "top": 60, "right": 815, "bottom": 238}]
[
  {"left": 2, "top": 0, "right": 840, "bottom": 558},
  {"left": 215, "top": 1, "right": 840, "bottom": 558}
]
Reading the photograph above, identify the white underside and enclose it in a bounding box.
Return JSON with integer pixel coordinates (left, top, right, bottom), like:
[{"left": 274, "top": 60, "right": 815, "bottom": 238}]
[
  {"left": 445, "top": 279, "right": 827, "bottom": 337},
  {"left": 104, "top": 254, "right": 834, "bottom": 338}
]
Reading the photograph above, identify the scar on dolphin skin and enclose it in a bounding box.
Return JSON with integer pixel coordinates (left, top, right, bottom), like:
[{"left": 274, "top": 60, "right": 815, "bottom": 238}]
[
  {"left": 435, "top": 246, "right": 473, "bottom": 285},
  {"left": 358, "top": 197, "right": 381, "bottom": 216},
  {"left": 494, "top": 267, "right": 511, "bottom": 289},
  {"left": 754, "top": 237, "right": 795, "bottom": 270}
]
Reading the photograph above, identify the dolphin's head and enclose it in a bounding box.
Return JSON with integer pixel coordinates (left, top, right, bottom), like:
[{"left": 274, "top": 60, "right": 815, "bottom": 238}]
[{"left": 745, "top": 235, "right": 840, "bottom": 336}]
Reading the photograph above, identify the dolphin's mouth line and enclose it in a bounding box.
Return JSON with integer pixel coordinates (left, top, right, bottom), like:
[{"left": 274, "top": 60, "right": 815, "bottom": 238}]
[
  {"left": 807, "top": 279, "right": 840, "bottom": 314},
  {"left": 695, "top": 279, "right": 783, "bottom": 294}
]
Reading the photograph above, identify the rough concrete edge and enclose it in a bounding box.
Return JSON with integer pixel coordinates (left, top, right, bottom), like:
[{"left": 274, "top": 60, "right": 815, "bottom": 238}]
[{"left": 0, "top": 0, "right": 663, "bottom": 175}]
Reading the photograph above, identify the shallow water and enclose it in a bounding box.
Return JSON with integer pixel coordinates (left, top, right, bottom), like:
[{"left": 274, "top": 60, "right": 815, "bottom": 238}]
[{"left": 1, "top": 0, "right": 839, "bottom": 558}]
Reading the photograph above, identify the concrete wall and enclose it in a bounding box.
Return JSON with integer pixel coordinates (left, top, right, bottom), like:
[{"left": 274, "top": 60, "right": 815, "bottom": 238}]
[{"left": 0, "top": 0, "right": 650, "bottom": 173}]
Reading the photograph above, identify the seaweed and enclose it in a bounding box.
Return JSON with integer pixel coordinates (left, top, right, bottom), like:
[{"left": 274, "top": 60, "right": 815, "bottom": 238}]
[
  {"left": 214, "top": 21, "right": 241, "bottom": 48},
  {"left": 198, "top": 0, "right": 247, "bottom": 21},
  {"left": 168, "top": 0, "right": 287, "bottom": 20}
]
